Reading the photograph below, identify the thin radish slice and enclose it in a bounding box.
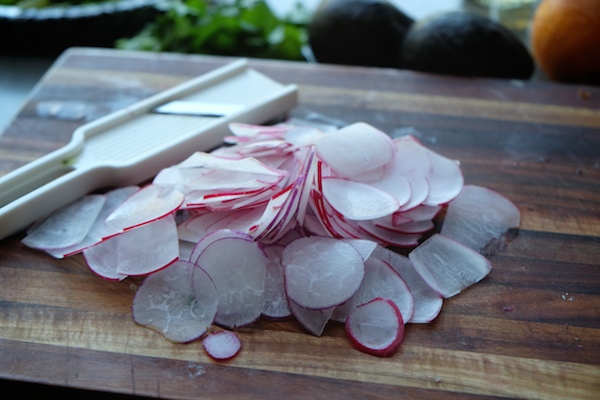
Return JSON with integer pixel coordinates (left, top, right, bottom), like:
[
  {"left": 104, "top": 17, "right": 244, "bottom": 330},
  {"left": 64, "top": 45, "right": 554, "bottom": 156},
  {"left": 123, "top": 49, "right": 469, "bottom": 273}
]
[
  {"left": 106, "top": 184, "right": 184, "bottom": 231},
  {"left": 357, "top": 221, "right": 421, "bottom": 248},
  {"left": 132, "top": 260, "right": 218, "bottom": 343},
  {"left": 47, "top": 186, "right": 140, "bottom": 258},
  {"left": 441, "top": 185, "right": 521, "bottom": 255},
  {"left": 228, "top": 122, "right": 289, "bottom": 138},
  {"left": 372, "top": 246, "right": 443, "bottom": 323},
  {"left": 188, "top": 228, "right": 252, "bottom": 264},
  {"left": 322, "top": 177, "right": 400, "bottom": 220},
  {"left": 315, "top": 122, "right": 395, "bottom": 179},
  {"left": 332, "top": 257, "right": 414, "bottom": 323},
  {"left": 397, "top": 205, "right": 442, "bottom": 223},
  {"left": 262, "top": 245, "right": 292, "bottom": 319},
  {"left": 342, "top": 238, "right": 379, "bottom": 261},
  {"left": 109, "top": 214, "right": 179, "bottom": 276},
  {"left": 202, "top": 330, "right": 242, "bottom": 361},
  {"left": 282, "top": 236, "right": 365, "bottom": 310},
  {"left": 408, "top": 234, "right": 492, "bottom": 298},
  {"left": 391, "top": 136, "right": 431, "bottom": 211},
  {"left": 289, "top": 300, "right": 334, "bottom": 336},
  {"left": 83, "top": 236, "right": 126, "bottom": 281},
  {"left": 422, "top": 148, "right": 464, "bottom": 206},
  {"left": 194, "top": 231, "right": 267, "bottom": 328},
  {"left": 345, "top": 297, "right": 405, "bottom": 357},
  {"left": 22, "top": 194, "right": 106, "bottom": 250}
]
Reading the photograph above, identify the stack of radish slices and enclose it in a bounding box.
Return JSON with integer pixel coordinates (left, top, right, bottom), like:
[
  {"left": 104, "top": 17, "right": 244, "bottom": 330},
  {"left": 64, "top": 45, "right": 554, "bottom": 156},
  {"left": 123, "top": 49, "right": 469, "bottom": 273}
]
[{"left": 21, "top": 122, "right": 520, "bottom": 359}]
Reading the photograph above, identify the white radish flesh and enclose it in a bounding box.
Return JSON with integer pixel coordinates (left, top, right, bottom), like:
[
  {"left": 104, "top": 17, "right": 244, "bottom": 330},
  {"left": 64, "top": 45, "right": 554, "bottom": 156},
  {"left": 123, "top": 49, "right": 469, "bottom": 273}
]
[
  {"left": 194, "top": 231, "right": 267, "bottom": 328},
  {"left": 409, "top": 234, "right": 492, "bottom": 298},
  {"left": 262, "top": 245, "right": 292, "bottom": 319},
  {"left": 202, "top": 330, "right": 242, "bottom": 361},
  {"left": 372, "top": 246, "right": 443, "bottom": 323},
  {"left": 332, "top": 257, "right": 414, "bottom": 324},
  {"left": 282, "top": 236, "right": 365, "bottom": 310},
  {"left": 132, "top": 260, "right": 218, "bottom": 343},
  {"left": 289, "top": 300, "right": 333, "bottom": 336},
  {"left": 441, "top": 184, "right": 521, "bottom": 255},
  {"left": 345, "top": 297, "right": 405, "bottom": 357},
  {"left": 315, "top": 122, "right": 395, "bottom": 179},
  {"left": 106, "top": 184, "right": 184, "bottom": 231},
  {"left": 22, "top": 194, "right": 106, "bottom": 250}
]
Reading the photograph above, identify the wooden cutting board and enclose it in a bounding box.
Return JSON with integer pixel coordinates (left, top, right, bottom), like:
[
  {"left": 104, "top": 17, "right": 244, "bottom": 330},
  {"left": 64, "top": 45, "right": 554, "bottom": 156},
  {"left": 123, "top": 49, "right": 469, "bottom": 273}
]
[{"left": 1, "top": 48, "right": 599, "bottom": 399}]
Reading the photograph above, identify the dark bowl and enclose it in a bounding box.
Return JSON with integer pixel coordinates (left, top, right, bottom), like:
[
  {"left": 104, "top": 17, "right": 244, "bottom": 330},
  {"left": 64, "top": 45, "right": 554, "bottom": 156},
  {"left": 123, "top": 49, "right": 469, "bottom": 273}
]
[{"left": 0, "top": 0, "right": 165, "bottom": 56}]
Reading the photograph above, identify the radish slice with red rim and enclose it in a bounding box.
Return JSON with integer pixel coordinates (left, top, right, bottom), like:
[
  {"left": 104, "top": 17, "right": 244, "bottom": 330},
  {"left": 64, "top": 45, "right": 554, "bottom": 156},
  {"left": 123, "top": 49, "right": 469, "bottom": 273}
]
[
  {"left": 345, "top": 297, "right": 405, "bottom": 357},
  {"left": 322, "top": 177, "right": 400, "bottom": 221},
  {"left": 47, "top": 186, "right": 140, "bottom": 258},
  {"left": 22, "top": 194, "right": 106, "bottom": 251},
  {"left": 194, "top": 230, "right": 267, "bottom": 328},
  {"left": 106, "top": 184, "right": 184, "bottom": 231},
  {"left": 332, "top": 257, "right": 414, "bottom": 323},
  {"left": 372, "top": 246, "right": 443, "bottom": 323},
  {"left": 282, "top": 236, "right": 365, "bottom": 310},
  {"left": 132, "top": 260, "right": 218, "bottom": 343},
  {"left": 316, "top": 122, "right": 395, "bottom": 179},
  {"left": 83, "top": 236, "right": 125, "bottom": 281},
  {"left": 441, "top": 185, "right": 521, "bottom": 255},
  {"left": 408, "top": 234, "right": 492, "bottom": 298},
  {"left": 103, "top": 214, "right": 179, "bottom": 277},
  {"left": 202, "top": 330, "right": 242, "bottom": 361}
]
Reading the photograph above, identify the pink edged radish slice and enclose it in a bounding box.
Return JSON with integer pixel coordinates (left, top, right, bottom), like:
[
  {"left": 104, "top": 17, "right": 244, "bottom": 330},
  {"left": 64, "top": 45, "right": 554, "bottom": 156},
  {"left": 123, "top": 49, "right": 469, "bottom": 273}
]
[
  {"left": 228, "top": 122, "right": 289, "bottom": 138},
  {"left": 289, "top": 300, "right": 334, "bottom": 336},
  {"left": 83, "top": 236, "right": 126, "bottom": 281},
  {"left": 22, "top": 194, "right": 106, "bottom": 251},
  {"left": 188, "top": 228, "right": 252, "bottom": 264},
  {"left": 262, "top": 245, "right": 292, "bottom": 319},
  {"left": 85, "top": 214, "right": 179, "bottom": 277},
  {"left": 397, "top": 205, "right": 442, "bottom": 223},
  {"left": 194, "top": 230, "right": 267, "bottom": 328},
  {"left": 345, "top": 297, "right": 405, "bottom": 357},
  {"left": 422, "top": 148, "right": 463, "bottom": 207},
  {"left": 202, "top": 330, "right": 242, "bottom": 361},
  {"left": 391, "top": 136, "right": 431, "bottom": 211},
  {"left": 282, "top": 236, "right": 365, "bottom": 310},
  {"left": 372, "top": 246, "right": 443, "bottom": 323},
  {"left": 441, "top": 185, "right": 521, "bottom": 255},
  {"left": 332, "top": 257, "right": 414, "bottom": 323},
  {"left": 315, "top": 122, "right": 395, "bottom": 179},
  {"left": 322, "top": 177, "right": 400, "bottom": 221},
  {"left": 106, "top": 184, "right": 184, "bottom": 231},
  {"left": 408, "top": 234, "right": 492, "bottom": 298},
  {"left": 47, "top": 186, "right": 140, "bottom": 258},
  {"left": 357, "top": 221, "right": 421, "bottom": 248},
  {"left": 132, "top": 260, "right": 218, "bottom": 343}
]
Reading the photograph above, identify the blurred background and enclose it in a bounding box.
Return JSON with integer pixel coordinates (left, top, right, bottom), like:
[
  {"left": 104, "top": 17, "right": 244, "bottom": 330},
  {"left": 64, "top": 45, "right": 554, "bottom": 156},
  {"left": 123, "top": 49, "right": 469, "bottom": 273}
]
[{"left": 1, "top": 0, "right": 598, "bottom": 133}]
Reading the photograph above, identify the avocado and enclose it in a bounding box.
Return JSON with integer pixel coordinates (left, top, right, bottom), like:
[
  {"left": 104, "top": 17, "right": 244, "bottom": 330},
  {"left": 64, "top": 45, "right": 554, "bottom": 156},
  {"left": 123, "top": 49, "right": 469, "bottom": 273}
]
[
  {"left": 400, "top": 11, "right": 534, "bottom": 79},
  {"left": 308, "top": 0, "right": 414, "bottom": 68}
]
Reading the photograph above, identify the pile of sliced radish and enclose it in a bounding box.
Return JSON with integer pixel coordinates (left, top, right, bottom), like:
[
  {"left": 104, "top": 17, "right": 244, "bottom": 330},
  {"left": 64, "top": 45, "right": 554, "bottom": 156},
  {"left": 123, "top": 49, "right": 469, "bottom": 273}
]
[{"left": 21, "top": 120, "right": 520, "bottom": 358}]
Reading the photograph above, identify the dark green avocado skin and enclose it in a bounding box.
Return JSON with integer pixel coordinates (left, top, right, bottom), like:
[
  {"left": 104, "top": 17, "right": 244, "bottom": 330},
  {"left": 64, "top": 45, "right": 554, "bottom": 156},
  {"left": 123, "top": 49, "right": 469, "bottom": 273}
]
[
  {"left": 308, "top": 0, "right": 414, "bottom": 68},
  {"left": 400, "top": 11, "right": 534, "bottom": 79}
]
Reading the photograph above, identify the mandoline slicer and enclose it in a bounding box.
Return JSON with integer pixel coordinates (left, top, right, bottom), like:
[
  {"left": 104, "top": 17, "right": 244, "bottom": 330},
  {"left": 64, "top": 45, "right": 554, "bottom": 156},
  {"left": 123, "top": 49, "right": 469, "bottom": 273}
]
[{"left": 0, "top": 59, "right": 298, "bottom": 241}]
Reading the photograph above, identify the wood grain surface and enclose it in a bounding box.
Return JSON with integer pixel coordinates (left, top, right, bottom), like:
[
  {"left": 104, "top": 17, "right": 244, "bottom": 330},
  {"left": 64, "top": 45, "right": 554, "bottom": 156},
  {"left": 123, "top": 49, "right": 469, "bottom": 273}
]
[{"left": 0, "top": 48, "right": 599, "bottom": 399}]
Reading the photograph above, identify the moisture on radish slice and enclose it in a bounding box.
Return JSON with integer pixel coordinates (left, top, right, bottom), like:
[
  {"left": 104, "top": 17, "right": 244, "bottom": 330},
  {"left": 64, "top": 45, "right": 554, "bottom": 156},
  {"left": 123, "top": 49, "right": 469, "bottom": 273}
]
[
  {"left": 282, "top": 236, "right": 365, "bottom": 310},
  {"left": 203, "top": 330, "right": 242, "bottom": 361},
  {"left": 345, "top": 297, "right": 405, "bottom": 357},
  {"left": 409, "top": 234, "right": 492, "bottom": 298},
  {"left": 132, "top": 260, "right": 218, "bottom": 343}
]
